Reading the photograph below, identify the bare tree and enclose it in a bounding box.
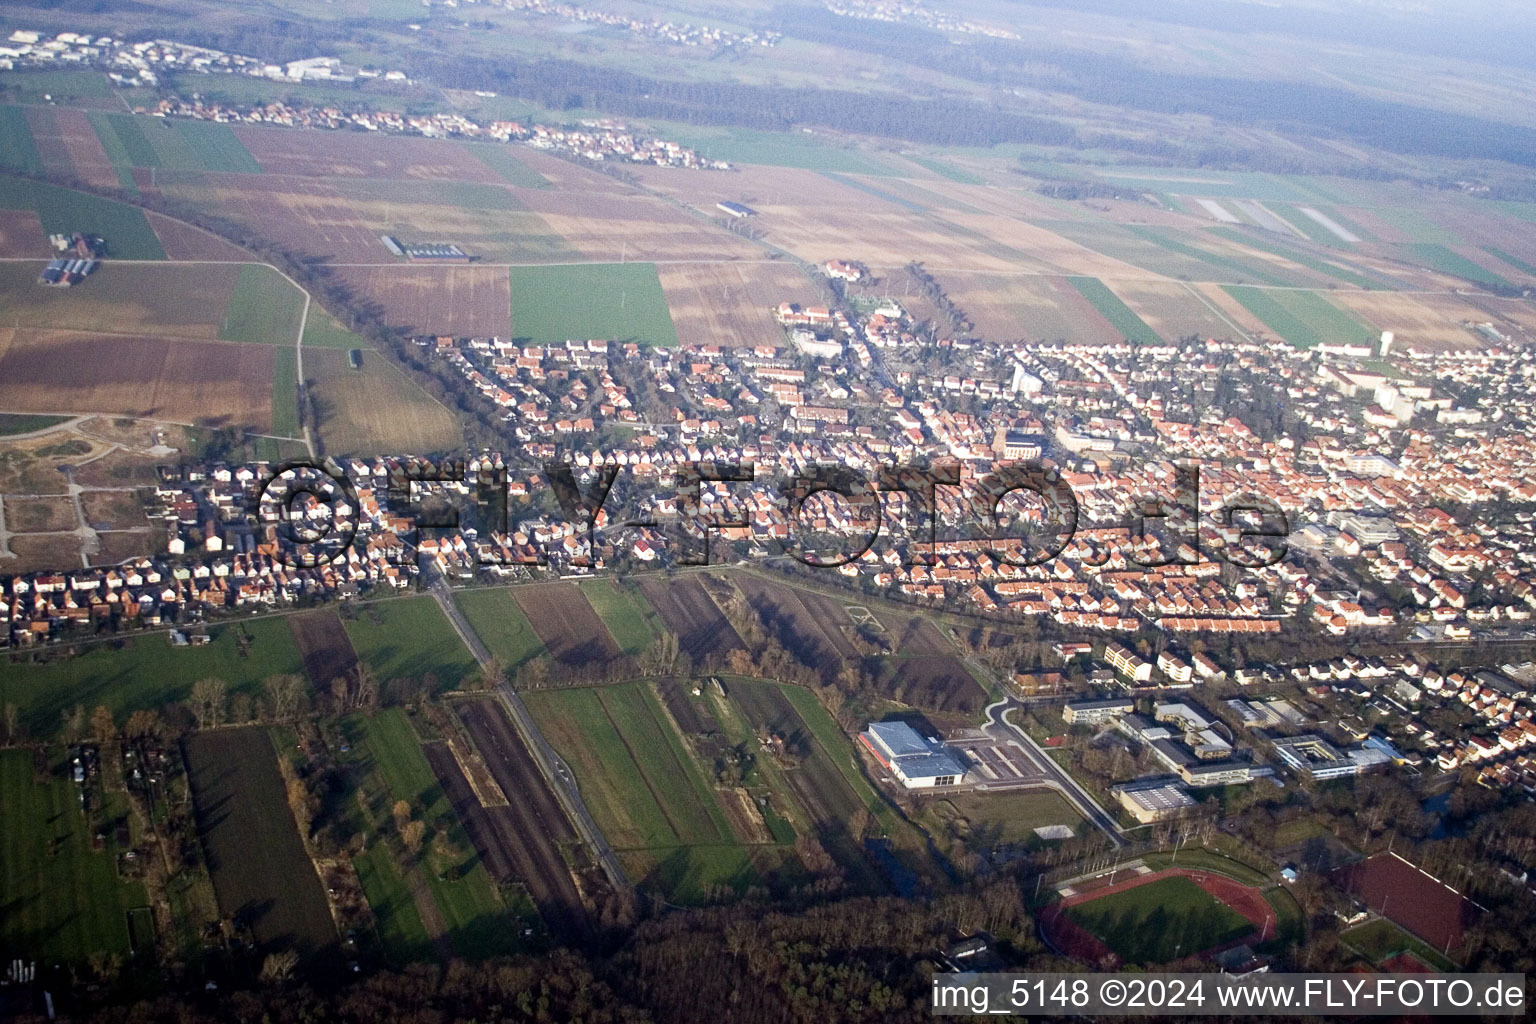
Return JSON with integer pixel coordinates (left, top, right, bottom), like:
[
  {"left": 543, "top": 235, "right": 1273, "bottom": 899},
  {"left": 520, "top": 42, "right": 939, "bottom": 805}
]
[
  {"left": 264, "top": 674, "right": 304, "bottom": 723},
  {"left": 190, "top": 677, "right": 227, "bottom": 731},
  {"left": 90, "top": 705, "right": 116, "bottom": 743},
  {"left": 2, "top": 703, "right": 18, "bottom": 747}
]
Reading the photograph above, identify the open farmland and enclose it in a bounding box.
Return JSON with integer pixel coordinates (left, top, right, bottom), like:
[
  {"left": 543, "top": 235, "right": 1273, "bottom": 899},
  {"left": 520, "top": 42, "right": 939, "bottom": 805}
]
[
  {"left": 511, "top": 582, "right": 621, "bottom": 667},
  {"left": 655, "top": 261, "right": 818, "bottom": 348},
  {"left": 1327, "top": 290, "right": 1489, "bottom": 349},
  {"left": 305, "top": 347, "right": 461, "bottom": 456},
  {"left": 1068, "top": 276, "right": 1161, "bottom": 343},
  {"left": 1105, "top": 278, "right": 1250, "bottom": 341},
  {"left": 25, "top": 107, "right": 119, "bottom": 189},
  {"left": 790, "top": 589, "right": 864, "bottom": 659},
  {"left": 876, "top": 656, "right": 989, "bottom": 714},
  {"left": 510, "top": 263, "right": 678, "bottom": 346},
  {"left": 333, "top": 265, "right": 511, "bottom": 337},
  {"left": 343, "top": 597, "right": 480, "bottom": 691},
  {"left": 219, "top": 265, "right": 305, "bottom": 345},
  {"left": 184, "top": 728, "right": 336, "bottom": 958},
  {"left": 0, "top": 261, "right": 240, "bottom": 338},
  {"left": 1222, "top": 286, "right": 1375, "bottom": 350},
  {"left": 575, "top": 578, "right": 657, "bottom": 656},
  {"left": 288, "top": 609, "right": 359, "bottom": 688},
  {"left": 453, "top": 587, "right": 546, "bottom": 669},
  {"left": 0, "top": 749, "right": 147, "bottom": 964},
  {"left": 877, "top": 611, "right": 953, "bottom": 655},
  {"left": 144, "top": 211, "right": 253, "bottom": 261},
  {"left": 524, "top": 682, "right": 754, "bottom": 903},
  {"left": 0, "top": 208, "right": 46, "bottom": 256},
  {"left": 0, "top": 616, "right": 306, "bottom": 739},
  {"left": 0, "top": 177, "right": 163, "bottom": 259},
  {"left": 732, "top": 574, "right": 842, "bottom": 673},
  {"left": 233, "top": 124, "right": 502, "bottom": 181},
  {"left": 1, "top": 106, "right": 44, "bottom": 175},
  {"left": 338, "top": 709, "right": 525, "bottom": 959},
  {"left": 448, "top": 699, "right": 590, "bottom": 944},
  {"left": 941, "top": 272, "right": 1121, "bottom": 344},
  {"left": 0, "top": 329, "right": 276, "bottom": 432},
  {"left": 637, "top": 576, "right": 744, "bottom": 663}
]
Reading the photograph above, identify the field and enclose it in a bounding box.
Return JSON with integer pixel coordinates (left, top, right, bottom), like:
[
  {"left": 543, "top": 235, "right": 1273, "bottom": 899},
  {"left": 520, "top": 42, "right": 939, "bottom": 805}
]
[
  {"left": 0, "top": 413, "right": 70, "bottom": 436},
  {"left": 790, "top": 589, "right": 863, "bottom": 660},
  {"left": 1068, "top": 276, "right": 1161, "bottom": 343},
  {"left": 1341, "top": 918, "right": 1457, "bottom": 972},
  {"left": 524, "top": 682, "right": 753, "bottom": 902},
  {"left": 343, "top": 597, "right": 481, "bottom": 691},
  {"left": 511, "top": 582, "right": 622, "bottom": 667},
  {"left": 1331, "top": 853, "right": 1480, "bottom": 954},
  {"left": 877, "top": 656, "right": 989, "bottom": 714},
  {"left": 877, "top": 610, "right": 953, "bottom": 654},
  {"left": 1, "top": 105, "right": 44, "bottom": 174},
  {"left": 234, "top": 124, "right": 503, "bottom": 181},
  {"left": 940, "top": 272, "right": 1121, "bottom": 345},
  {"left": 183, "top": 728, "right": 336, "bottom": 957},
  {"left": 1103, "top": 278, "right": 1248, "bottom": 341},
  {"left": 338, "top": 709, "right": 525, "bottom": 959},
  {"left": 288, "top": 609, "right": 360, "bottom": 688},
  {"left": 219, "top": 265, "right": 305, "bottom": 345},
  {"left": 1222, "top": 286, "right": 1375, "bottom": 350},
  {"left": 637, "top": 576, "right": 744, "bottom": 663},
  {"left": 1403, "top": 243, "right": 1515, "bottom": 290},
  {"left": 1061, "top": 874, "right": 1254, "bottom": 965},
  {"left": 575, "top": 578, "right": 658, "bottom": 656},
  {"left": 0, "top": 749, "right": 147, "bottom": 963},
  {"left": 937, "top": 790, "right": 1085, "bottom": 846},
  {"left": 448, "top": 699, "right": 590, "bottom": 943},
  {"left": 732, "top": 574, "right": 843, "bottom": 672},
  {"left": 453, "top": 587, "right": 546, "bottom": 669},
  {"left": 509, "top": 263, "right": 678, "bottom": 346},
  {"left": 0, "top": 616, "right": 307, "bottom": 738},
  {"left": 463, "top": 143, "right": 552, "bottom": 188},
  {"left": 0, "top": 177, "right": 164, "bottom": 259},
  {"left": 333, "top": 265, "right": 512, "bottom": 337},
  {"left": 305, "top": 347, "right": 461, "bottom": 456},
  {"left": 655, "top": 261, "right": 819, "bottom": 348},
  {"left": 0, "top": 261, "right": 242, "bottom": 338},
  {"left": 1327, "top": 289, "right": 1488, "bottom": 349},
  {"left": 0, "top": 328, "right": 277, "bottom": 432}
]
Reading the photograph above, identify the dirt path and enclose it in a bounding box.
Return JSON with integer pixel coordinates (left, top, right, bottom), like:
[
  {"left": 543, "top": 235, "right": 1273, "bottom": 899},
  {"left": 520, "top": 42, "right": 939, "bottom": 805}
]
[{"left": 405, "top": 866, "right": 454, "bottom": 959}]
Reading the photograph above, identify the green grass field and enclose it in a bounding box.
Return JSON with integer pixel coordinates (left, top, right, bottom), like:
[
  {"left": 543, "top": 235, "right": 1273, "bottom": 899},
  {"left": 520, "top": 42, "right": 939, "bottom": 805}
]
[
  {"left": 1208, "top": 228, "right": 1393, "bottom": 289},
  {"left": 0, "top": 176, "right": 164, "bottom": 259},
  {"left": 902, "top": 154, "right": 985, "bottom": 185},
  {"left": 510, "top": 263, "right": 678, "bottom": 346},
  {"left": 328, "top": 177, "right": 526, "bottom": 211},
  {"left": 0, "top": 106, "right": 44, "bottom": 174},
  {"left": 340, "top": 709, "right": 525, "bottom": 959},
  {"left": 1481, "top": 246, "right": 1536, "bottom": 278},
  {"left": 219, "top": 265, "right": 306, "bottom": 345},
  {"left": 1222, "top": 286, "right": 1374, "bottom": 349},
  {"left": 824, "top": 173, "right": 927, "bottom": 213},
  {"left": 1066, "top": 875, "right": 1253, "bottom": 964},
  {"left": 525, "top": 682, "right": 752, "bottom": 902},
  {"left": 0, "top": 70, "right": 114, "bottom": 104},
  {"left": 576, "top": 579, "right": 656, "bottom": 655},
  {"left": 89, "top": 112, "right": 166, "bottom": 169},
  {"left": 1069, "top": 276, "right": 1161, "bottom": 342},
  {"left": 453, "top": 588, "right": 545, "bottom": 669},
  {"left": 272, "top": 347, "right": 299, "bottom": 437},
  {"left": 343, "top": 597, "right": 480, "bottom": 691},
  {"left": 0, "top": 749, "right": 147, "bottom": 963},
  {"left": 172, "top": 119, "right": 263, "bottom": 174},
  {"left": 301, "top": 309, "right": 369, "bottom": 350},
  {"left": 1405, "top": 243, "right": 1516, "bottom": 290},
  {"left": 939, "top": 790, "right": 1084, "bottom": 845},
  {"left": 0, "top": 413, "right": 70, "bottom": 436},
  {"left": 0, "top": 617, "right": 306, "bottom": 739},
  {"left": 1341, "top": 918, "right": 1457, "bottom": 971},
  {"left": 661, "top": 125, "right": 898, "bottom": 175},
  {"left": 1127, "top": 226, "right": 1300, "bottom": 286},
  {"left": 463, "top": 144, "right": 552, "bottom": 188}
]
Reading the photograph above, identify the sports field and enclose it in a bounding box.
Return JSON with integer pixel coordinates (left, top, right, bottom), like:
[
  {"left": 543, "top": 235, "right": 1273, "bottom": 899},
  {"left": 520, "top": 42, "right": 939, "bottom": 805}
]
[
  {"left": 343, "top": 597, "right": 481, "bottom": 691},
  {"left": 510, "top": 263, "right": 678, "bottom": 346},
  {"left": 0, "top": 749, "right": 148, "bottom": 963},
  {"left": 1065, "top": 875, "right": 1253, "bottom": 964}
]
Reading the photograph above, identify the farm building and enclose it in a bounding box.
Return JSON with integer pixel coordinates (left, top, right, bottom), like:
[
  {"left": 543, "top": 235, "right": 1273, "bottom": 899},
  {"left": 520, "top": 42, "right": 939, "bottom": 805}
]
[
  {"left": 859, "top": 720, "right": 968, "bottom": 788},
  {"left": 380, "top": 235, "right": 405, "bottom": 257},
  {"left": 403, "top": 243, "right": 471, "bottom": 263},
  {"left": 717, "top": 201, "right": 757, "bottom": 218},
  {"left": 37, "top": 258, "right": 99, "bottom": 287}
]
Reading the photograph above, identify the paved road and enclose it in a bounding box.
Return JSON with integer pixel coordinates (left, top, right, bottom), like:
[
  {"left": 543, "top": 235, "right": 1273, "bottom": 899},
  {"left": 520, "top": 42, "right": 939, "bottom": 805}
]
[
  {"left": 426, "top": 571, "right": 629, "bottom": 891},
  {"left": 981, "top": 697, "right": 1127, "bottom": 847}
]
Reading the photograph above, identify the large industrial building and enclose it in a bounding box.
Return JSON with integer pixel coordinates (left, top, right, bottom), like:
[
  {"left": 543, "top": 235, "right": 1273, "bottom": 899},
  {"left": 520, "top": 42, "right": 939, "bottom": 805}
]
[{"left": 859, "top": 721, "right": 968, "bottom": 789}]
